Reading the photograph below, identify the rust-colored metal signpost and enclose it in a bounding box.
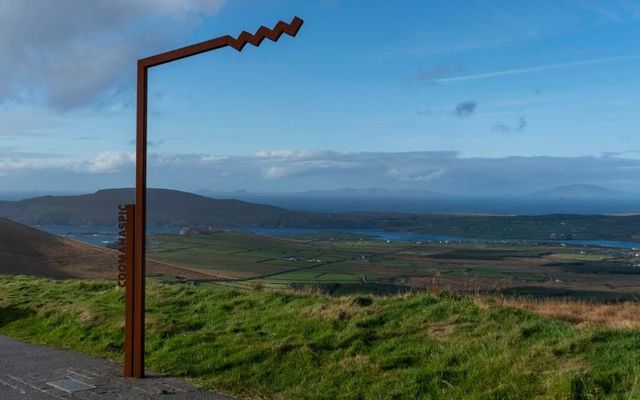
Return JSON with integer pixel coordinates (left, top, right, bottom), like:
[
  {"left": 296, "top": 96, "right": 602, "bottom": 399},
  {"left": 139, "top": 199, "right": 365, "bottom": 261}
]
[{"left": 128, "top": 16, "right": 304, "bottom": 378}]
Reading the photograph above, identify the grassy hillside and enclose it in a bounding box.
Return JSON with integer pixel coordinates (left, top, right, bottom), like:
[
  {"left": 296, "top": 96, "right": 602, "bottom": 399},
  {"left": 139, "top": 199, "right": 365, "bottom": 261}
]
[
  {"left": 0, "top": 217, "right": 209, "bottom": 280},
  {"left": 1, "top": 276, "right": 639, "bottom": 399}
]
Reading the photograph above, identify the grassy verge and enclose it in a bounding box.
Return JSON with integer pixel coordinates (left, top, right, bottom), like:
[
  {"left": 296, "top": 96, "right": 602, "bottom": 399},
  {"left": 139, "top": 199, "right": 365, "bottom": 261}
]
[{"left": 0, "top": 275, "right": 639, "bottom": 399}]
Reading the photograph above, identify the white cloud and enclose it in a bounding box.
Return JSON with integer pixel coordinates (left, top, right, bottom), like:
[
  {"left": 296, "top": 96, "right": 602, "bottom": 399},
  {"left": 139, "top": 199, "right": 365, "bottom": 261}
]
[
  {"left": 201, "top": 155, "right": 229, "bottom": 164},
  {"left": 257, "top": 151, "right": 360, "bottom": 180},
  {"left": 0, "top": 156, "right": 67, "bottom": 176},
  {"left": 254, "top": 150, "right": 317, "bottom": 159},
  {"left": 0, "top": 159, "right": 28, "bottom": 175},
  {"left": 86, "top": 151, "right": 135, "bottom": 173},
  {"left": 0, "top": 0, "right": 227, "bottom": 109},
  {"left": 263, "top": 166, "right": 287, "bottom": 179},
  {"left": 400, "top": 169, "right": 448, "bottom": 183}
]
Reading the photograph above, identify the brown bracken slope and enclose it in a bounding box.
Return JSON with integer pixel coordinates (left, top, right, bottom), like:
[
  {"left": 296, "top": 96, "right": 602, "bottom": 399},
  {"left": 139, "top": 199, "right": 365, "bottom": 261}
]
[{"left": 0, "top": 217, "right": 210, "bottom": 280}]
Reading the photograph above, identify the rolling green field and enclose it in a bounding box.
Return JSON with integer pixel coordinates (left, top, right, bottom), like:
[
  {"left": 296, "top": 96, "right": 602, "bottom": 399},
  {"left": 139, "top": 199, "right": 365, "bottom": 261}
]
[
  {"left": 2, "top": 276, "right": 640, "bottom": 399},
  {"left": 148, "top": 231, "right": 640, "bottom": 300}
]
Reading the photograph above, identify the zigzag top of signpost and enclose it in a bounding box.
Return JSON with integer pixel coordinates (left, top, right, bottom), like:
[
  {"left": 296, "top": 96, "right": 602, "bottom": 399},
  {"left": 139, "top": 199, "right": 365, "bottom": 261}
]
[
  {"left": 140, "top": 17, "right": 304, "bottom": 67},
  {"left": 230, "top": 17, "right": 304, "bottom": 51}
]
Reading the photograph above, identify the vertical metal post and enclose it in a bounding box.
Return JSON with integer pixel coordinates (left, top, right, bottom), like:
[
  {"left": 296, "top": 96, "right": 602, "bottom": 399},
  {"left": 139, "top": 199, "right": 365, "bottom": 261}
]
[
  {"left": 124, "top": 205, "right": 135, "bottom": 377},
  {"left": 134, "top": 63, "right": 148, "bottom": 379}
]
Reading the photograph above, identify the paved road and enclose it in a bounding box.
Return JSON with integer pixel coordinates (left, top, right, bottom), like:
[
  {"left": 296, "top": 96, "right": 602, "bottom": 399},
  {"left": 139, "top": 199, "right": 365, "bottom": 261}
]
[{"left": 0, "top": 336, "right": 233, "bottom": 399}]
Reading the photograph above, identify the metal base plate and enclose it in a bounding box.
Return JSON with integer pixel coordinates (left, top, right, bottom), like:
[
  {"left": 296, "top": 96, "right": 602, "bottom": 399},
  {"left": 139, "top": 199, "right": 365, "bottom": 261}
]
[{"left": 47, "top": 378, "right": 96, "bottom": 393}]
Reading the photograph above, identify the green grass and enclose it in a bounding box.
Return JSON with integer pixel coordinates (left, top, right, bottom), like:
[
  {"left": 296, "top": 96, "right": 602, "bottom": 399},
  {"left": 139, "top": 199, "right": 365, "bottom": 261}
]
[{"left": 1, "top": 275, "right": 640, "bottom": 399}]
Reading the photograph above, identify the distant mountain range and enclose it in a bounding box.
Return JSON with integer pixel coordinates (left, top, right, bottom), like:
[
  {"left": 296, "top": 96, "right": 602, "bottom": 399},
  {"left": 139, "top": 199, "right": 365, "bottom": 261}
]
[
  {"left": 196, "top": 185, "right": 640, "bottom": 214},
  {"left": 197, "top": 187, "right": 440, "bottom": 199},
  {"left": 0, "top": 188, "right": 639, "bottom": 241},
  {"left": 530, "top": 184, "right": 639, "bottom": 199},
  {"left": 296, "top": 187, "right": 440, "bottom": 198},
  {"left": 200, "top": 184, "right": 639, "bottom": 200}
]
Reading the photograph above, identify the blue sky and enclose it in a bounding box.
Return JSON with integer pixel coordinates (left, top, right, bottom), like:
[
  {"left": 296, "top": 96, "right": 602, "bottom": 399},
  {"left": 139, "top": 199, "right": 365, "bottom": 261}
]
[{"left": 1, "top": 0, "right": 640, "bottom": 195}]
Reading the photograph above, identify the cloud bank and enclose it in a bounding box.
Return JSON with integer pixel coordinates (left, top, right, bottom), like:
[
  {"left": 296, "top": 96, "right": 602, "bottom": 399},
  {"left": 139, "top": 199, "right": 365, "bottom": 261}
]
[
  {"left": 0, "top": 0, "right": 226, "bottom": 109},
  {"left": 1, "top": 150, "right": 639, "bottom": 196}
]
